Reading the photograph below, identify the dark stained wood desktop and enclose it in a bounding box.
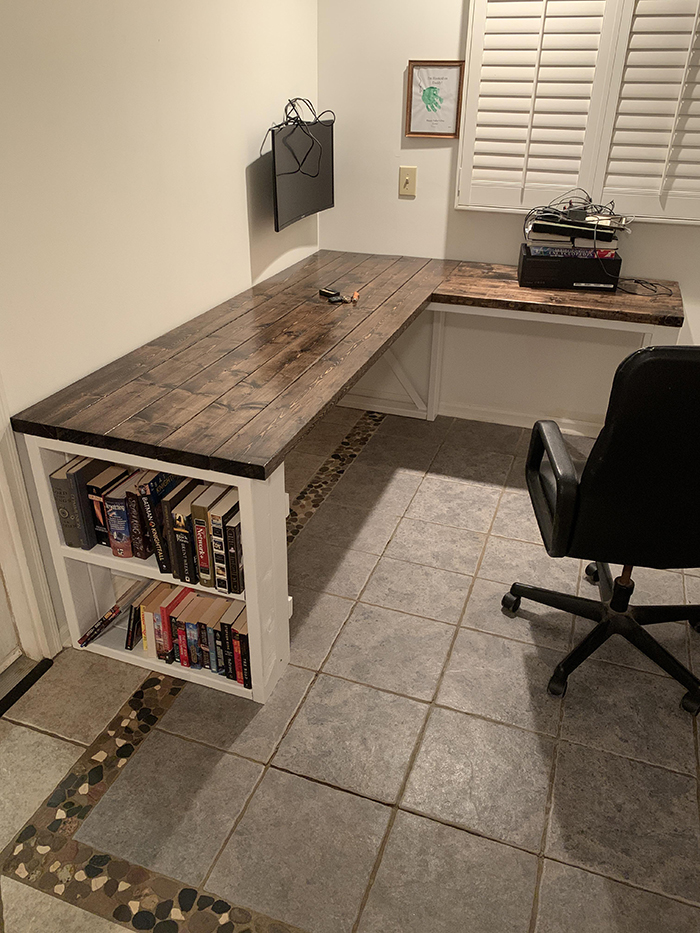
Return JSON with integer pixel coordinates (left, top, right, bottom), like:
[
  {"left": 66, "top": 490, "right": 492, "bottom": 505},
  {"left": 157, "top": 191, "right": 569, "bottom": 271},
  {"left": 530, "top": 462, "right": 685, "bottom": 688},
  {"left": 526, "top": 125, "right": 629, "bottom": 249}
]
[{"left": 12, "top": 252, "right": 684, "bottom": 479}]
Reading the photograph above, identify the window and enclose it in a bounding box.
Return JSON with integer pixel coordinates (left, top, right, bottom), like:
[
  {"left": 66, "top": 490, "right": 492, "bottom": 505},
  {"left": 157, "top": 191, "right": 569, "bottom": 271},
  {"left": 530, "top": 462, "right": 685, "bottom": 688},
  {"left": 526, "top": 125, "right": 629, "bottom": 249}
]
[{"left": 457, "top": 0, "right": 700, "bottom": 222}]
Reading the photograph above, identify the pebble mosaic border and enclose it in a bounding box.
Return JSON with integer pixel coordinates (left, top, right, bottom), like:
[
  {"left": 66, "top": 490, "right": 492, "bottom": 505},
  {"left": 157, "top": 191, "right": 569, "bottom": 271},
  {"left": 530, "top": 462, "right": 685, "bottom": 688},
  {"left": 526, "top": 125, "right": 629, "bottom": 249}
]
[
  {"left": 1, "top": 673, "right": 305, "bottom": 933},
  {"left": 1, "top": 412, "right": 384, "bottom": 932},
  {"left": 286, "top": 410, "right": 385, "bottom": 544}
]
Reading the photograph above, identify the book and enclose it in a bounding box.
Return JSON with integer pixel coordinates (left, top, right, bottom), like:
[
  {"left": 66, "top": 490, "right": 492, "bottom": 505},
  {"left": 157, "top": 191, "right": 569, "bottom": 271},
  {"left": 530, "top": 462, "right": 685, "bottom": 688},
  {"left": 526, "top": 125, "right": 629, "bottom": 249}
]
[
  {"left": 105, "top": 471, "right": 141, "bottom": 558},
  {"left": 87, "top": 464, "right": 130, "bottom": 546},
  {"left": 528, "top": 245, "right": 618, "bottom": 260},
  {"left": 179, "top": 594, "right": 214, "bottom": 669},
  {"left": 199, "top": 597, "right": 231, "bottom": 674},
  {"left": 157, "top": 585, "right": 193, "bottom": 663},
  {"left": 224, "top": 511, "right": 245, "bottom": 594},
  {"left": 232, "top": 608, "right": 252, "bottom": 689},
  {"left": 219, "top": 600, "right": 245, "bottom": 681},
  {"left": 78, "top": 579, "right": 151, "bottom": 647},
  {"left": 125, "top": 580, "right": 161, "bottom": 650},
  {"left": 66, "top": 457, "right": 108, "bottom": 549},
  {"left": 191, "top": 484, "right": 228, "bottom": 588},
  {"left": 211, "top": 619, "right": 226, "bottom": 676},
  {"left": 140, "top": 582, "right": 171, "bottom": 660},
  {"left": 125, "top": 477, "right": 153, "bottom": 561},
  {"left": 50, "top": 456, "right": 86, "bottom": 548},
  {"left": 210, "top": 488, "right": 240, "bottom": 593},
  {"left": 138, "top": 472, "right": 181, "bottom": 574},
  {"left": 161, "top": 478, "right": 199, "bottom": 580},
  {"left": 172, "top": 484, "right": 207, "bottom": 584},
  {"left": 170, "top": 590, "right": 199, "bottom": 668}
]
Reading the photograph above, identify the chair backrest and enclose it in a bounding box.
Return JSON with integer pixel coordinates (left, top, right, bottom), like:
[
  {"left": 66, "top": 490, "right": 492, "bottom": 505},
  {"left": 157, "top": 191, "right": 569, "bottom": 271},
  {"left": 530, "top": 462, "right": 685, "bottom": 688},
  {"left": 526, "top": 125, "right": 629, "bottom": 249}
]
[{"left": 569, "top": 345, "right": 700, "bottom": 569}]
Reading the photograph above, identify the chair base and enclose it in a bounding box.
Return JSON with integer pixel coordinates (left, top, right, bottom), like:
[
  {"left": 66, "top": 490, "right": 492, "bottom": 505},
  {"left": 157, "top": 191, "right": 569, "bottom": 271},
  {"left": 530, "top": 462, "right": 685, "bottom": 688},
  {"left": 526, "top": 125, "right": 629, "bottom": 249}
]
[{"left": 503, "top": 561, "right": 700, "bottom": 715}]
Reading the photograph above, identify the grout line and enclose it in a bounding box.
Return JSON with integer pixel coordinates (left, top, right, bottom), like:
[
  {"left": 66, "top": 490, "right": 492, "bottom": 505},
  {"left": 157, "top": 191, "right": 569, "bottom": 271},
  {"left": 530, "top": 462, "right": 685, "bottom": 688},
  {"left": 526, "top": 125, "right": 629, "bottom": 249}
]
[{"left": 0, "top": 715, "right": 89, "bottom": 750}]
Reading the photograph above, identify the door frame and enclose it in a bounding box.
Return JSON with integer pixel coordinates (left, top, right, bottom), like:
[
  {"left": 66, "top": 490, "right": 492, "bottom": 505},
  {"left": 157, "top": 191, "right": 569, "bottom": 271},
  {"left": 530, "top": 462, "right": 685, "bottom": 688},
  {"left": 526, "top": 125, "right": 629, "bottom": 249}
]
[{"left": 0, "top": 370, "right": 62, "bottom": 660}]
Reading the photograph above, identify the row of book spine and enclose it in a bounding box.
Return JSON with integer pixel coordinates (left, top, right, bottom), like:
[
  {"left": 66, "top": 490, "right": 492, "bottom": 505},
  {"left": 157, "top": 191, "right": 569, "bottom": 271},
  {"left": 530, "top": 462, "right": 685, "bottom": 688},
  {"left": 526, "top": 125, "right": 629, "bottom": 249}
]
[
  {"left": 49, "top": 456, "right": 244, "bottom": 594},
  {"left": 81, "top": 580, "right": 252, "bottom": 687}
]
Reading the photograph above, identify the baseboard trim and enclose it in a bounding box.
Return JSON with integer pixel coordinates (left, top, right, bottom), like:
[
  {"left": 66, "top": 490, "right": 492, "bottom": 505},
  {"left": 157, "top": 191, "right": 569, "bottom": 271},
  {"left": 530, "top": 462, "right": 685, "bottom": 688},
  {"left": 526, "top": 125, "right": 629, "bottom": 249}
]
[{"left": 339, "top": 392, "right": 601, "bottom": 436}]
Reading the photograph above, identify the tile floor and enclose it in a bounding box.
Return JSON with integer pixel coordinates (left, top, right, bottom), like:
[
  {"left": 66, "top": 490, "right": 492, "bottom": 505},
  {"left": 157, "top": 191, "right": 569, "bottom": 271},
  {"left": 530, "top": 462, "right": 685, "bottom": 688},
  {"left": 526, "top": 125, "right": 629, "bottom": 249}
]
[{"left": 3, "top": 408, "right": 700, "bottom": 932}]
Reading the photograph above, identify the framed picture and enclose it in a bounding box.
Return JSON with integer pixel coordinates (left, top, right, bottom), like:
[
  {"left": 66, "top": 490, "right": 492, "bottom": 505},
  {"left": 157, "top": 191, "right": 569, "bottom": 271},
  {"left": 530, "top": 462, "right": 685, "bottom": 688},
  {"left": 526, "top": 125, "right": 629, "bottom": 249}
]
[{"left": 405, "top": 60, "right": 465, "bottom": 138}]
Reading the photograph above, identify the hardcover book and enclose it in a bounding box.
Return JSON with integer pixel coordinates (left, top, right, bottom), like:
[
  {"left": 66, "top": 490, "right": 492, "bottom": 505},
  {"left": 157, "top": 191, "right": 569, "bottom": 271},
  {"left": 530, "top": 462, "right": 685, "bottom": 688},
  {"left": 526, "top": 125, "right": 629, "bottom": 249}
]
[
  {"left": 125, "top": 580, "right": 161, "bottom": 650},
  {"left": 104, "top": 471, "right": 141, "bottom": 558},
  {"left": 224, "top": 511, "right": 245, "bottom": 594},
  {"left": 66, "top": 457, "right": 108, "bottom": 549},
  {"left": 232, "top": 608, "right": 252, "bottom": 689},
  {"left": 191, "top": 484, "right": 228, "bottom": 588},
  {"left": 171, "top": 484, "right": 207, "bottom": 585},
  {"left": 139, "top": 582, "right": 171, "bottom": 660},
  {"left": 209, "top": 487, "right": 240, "bottom": 593},
  {"left": 158, "top": 585, "right": 193, "bottom": 663},
  {"left": 199, "top": 597, "right": 231, "bottom": 674},
  {"left": 50, "top": 456, "right": 86, "bottom": 548},
  {"left": 87, "top": 464, "right": 130, "bottom": 546},
  {"left": 138, "top": 472, "right": 181, "bottom": 574},
  {"left": 219, "top": 600, "right": 246, "bottom": 682},
  {"left": 161, "top": 478, "right": 199, "bottom": 580},
  {"left": 170, "top": 591, "right": 199, "bottom": 668}
]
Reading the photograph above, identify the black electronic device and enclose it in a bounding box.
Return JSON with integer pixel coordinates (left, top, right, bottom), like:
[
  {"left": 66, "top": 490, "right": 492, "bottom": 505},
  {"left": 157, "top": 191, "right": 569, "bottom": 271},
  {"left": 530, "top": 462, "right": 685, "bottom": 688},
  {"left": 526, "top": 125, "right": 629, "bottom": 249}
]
[
  {"left": 319, "top": 287, "right": 340, "bottom": 298},
  {"left": 518, "top": 244, "right": 621, "bottom": 292},
  {"left": 272, "top": 119, "right": 334, "bottom": 232}
]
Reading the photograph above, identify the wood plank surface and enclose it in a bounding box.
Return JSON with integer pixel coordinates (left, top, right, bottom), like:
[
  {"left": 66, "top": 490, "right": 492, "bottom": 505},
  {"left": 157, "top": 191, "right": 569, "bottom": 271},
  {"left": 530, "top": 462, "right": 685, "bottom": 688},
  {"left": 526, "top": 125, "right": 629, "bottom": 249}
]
[
  {"left": 12, "top": 251, "right": 684, "bottom": 479},
  {"left": 433, "top": 261, "right": 684, "bottom": 327}
]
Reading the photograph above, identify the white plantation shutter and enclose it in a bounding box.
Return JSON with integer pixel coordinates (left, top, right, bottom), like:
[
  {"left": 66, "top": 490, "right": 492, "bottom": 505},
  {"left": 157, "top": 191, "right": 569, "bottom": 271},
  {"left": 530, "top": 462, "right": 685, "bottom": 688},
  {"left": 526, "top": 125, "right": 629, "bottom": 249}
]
[
  {"left": 596, "top": 0, "right": 700, "bottom": 221},
  {"left": 457, "top": 0, "right": 622, "bottom": 210}
]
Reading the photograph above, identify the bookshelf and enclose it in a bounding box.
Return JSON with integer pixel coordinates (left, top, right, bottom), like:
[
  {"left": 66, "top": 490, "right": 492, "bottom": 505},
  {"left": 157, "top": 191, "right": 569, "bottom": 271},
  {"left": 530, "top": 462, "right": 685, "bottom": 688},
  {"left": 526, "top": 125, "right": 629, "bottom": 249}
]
[{"left": 21, "top": 433, "right": 291, "bottom": 704}]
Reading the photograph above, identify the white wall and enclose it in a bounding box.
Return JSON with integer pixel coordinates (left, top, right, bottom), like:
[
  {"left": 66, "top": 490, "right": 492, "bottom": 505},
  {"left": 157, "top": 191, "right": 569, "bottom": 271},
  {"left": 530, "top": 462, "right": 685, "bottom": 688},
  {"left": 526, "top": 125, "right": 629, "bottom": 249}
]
[
  {"left": 318, "top": 0, "right": 699, "bottom": 431},
  {"left": 0, "top": 0, "right": 318, "bottom": 414}
]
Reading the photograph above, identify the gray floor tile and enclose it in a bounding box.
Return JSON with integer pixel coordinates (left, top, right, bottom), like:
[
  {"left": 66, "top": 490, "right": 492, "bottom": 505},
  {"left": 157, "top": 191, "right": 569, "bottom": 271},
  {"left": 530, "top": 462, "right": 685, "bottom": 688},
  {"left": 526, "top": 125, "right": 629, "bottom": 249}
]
[
  {"left": 288, "top": 535, "right": 378, "bottom": 599},
  {"left": 403, "top": 707, "right": 554, "bottom": 850},
  {"left": 317, "top": 405, "right": 365, "bottom": 428},
  {"left": 535, "top": 859, "right": 700, "bottom": 933},
  {"left": 323, "top": 603, "right": 454, "bottom": 700},
  {"left": 464, "top": 578, "right": 573, "bottom": 650},
  {"left": 0, "top": 721, "right": 80, "bottom": 849},
  {"left": 285, "top": 450, "right": 326, "bottom": 500},
  {"left": 438, "top": 628, "right": 563, "bottom": 735},
  {"left": 605, "top": 566, "right": 685, "bottom": 605},
  {"left": 157, "top": 665, "right": 313, "bottom": 762},
  {"left": 685, "top": 573, "right": 700, "bottom": 602},
  {"left": 326, "top": 462, "right": 424, "bottom": 515},
  {"left": 207, "top": 768, "right": 390, "bottom": 933},
  {"left": 274, "top": 674, "right": 427, "bottom": 802},
  {"left": 289, "top": 585, "right": 355, "bottom": 669},
  {"left": 492, "top": 489, "right": 542, "bottom": 544},
  {"left": 506, "top": 455, "right": 528, "bottom": 490},
  {"left": 547, "top": 742, "right": 700, "bottom": 903},
  {"left": 406, "top": 475, "right": 501, "bottom": 532},
  {"left": 564, "top": 434, "right": 597, "bottom": 458},
  {"left": 75, "top": 729, "right": 262, "bottom": 886},
  {"left": 355, "top": 430, "right": 443, "bottom": 471},
  {"left": 302, "top": 500, "right": 401, "bottom": 555},
  {"left": 573, "top": 617, "right": 690, "bottom": 676},
  {"left": 293, "top": 419, "right": 355, "bottom": 458},
  {"left": 445, "top": 418, "right": 524, "bottom": 454},
  {"left": 362, "top": 556, "right": 472, "bottom": 624},
  {"left": 561, "top": 660, "right": 695, "bottom": 773},
  {"left": 479, "top": 536, "right": 580, "bottom": 592},
  {"left": 6, "top": 648, "right": 146, "bottom": 745},
  {"left": 384, "top": 517, "right": 485, "bottom": 575},
  {"left": 1, "top": 876, "right": 120, "bottom": 931},
  {"left": 429, "top": 444, "right": 514, "bottom": 487},
  {"left": 378, "top": 414, "right": 453, "bottom": 440},
  {"left": 357, "top": 810, "right": 537, "bottom": 933}
]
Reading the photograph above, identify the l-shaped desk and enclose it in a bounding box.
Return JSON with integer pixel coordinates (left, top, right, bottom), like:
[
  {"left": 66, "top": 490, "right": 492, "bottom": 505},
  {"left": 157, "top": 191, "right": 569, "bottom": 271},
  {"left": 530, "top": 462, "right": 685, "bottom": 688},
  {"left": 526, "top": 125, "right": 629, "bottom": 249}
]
[{"left": 12, "top": 250, "right": 684, "bottom": 701}]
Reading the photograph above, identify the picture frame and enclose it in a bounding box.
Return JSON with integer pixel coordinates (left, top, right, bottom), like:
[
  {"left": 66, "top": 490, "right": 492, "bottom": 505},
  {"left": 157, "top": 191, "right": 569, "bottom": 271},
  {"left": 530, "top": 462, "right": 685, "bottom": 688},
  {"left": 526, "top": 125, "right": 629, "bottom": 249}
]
[{"left": 405, "top": 60, "right": 465, "bottom": 138}]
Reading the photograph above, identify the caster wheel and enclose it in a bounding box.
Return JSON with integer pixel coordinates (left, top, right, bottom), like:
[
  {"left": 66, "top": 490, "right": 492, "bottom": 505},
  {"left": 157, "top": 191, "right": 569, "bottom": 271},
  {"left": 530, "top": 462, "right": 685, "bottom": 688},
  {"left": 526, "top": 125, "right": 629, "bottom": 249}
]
[
  {"left": 548, "top": 671, "right": 568, "bottom": 698},
  {"left": 585, "top": 562, "right": 599, "bottom": 583},
  {"left": 501, "top": 592, "right": 521, "bottom": 613},
  {"left": 681, "top": 692, "right": 700, "bottom": 715}
]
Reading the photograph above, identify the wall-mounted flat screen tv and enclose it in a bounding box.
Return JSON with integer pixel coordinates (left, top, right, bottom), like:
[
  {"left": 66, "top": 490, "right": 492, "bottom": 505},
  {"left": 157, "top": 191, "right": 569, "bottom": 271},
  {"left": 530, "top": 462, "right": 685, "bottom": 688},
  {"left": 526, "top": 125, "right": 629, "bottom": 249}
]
[{"left": 272, "top": 119, "right": 334, "bottom": 232}]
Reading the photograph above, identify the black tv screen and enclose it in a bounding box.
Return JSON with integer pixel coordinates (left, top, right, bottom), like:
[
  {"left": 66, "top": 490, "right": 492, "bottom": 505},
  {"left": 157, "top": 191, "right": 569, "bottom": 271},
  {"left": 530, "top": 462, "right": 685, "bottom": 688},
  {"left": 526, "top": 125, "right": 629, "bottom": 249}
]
[{"left": 272, "top": 119, "right": 334, "bottom": 231}]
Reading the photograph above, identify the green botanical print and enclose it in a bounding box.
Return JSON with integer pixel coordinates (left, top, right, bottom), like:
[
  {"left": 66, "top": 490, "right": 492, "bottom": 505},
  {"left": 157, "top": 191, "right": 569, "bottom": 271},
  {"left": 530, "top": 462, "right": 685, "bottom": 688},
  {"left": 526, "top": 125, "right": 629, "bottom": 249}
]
[{"left": 422, "top": 86, "right": 443, "bottom": 112}]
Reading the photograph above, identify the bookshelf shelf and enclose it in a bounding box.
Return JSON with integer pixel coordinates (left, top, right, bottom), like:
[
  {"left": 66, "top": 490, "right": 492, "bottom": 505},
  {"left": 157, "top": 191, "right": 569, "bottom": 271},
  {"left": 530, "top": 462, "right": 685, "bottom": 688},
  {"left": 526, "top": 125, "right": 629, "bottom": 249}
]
[
  {"left": 60, "top": 544, "right": 246, "bottom": 602},
  {"left": 82, "top": 625, "right": 254, "bottom": 698},
  {"left": 19, "top": 433, "right": 290, "bottom": 704}
]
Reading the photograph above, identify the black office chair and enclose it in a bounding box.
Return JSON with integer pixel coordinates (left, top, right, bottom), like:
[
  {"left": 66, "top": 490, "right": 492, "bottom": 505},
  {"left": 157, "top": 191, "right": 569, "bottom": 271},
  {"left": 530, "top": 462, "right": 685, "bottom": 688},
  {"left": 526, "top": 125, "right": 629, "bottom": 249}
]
[{"left": 501, "top": 346, "right": 700, "bottom": 714}]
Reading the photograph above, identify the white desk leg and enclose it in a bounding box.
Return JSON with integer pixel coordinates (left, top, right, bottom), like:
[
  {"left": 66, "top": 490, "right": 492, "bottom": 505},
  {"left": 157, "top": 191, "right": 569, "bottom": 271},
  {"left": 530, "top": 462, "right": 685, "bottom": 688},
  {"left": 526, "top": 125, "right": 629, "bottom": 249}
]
[
  {"left": 427, "top": 308, "right": 446, "bottom": 421},
  {"left": 640, "top": 325, "right": 682, "bottom": 348},
  {"left": 237, "top": 463, "right": 290, "bottom": 704}
]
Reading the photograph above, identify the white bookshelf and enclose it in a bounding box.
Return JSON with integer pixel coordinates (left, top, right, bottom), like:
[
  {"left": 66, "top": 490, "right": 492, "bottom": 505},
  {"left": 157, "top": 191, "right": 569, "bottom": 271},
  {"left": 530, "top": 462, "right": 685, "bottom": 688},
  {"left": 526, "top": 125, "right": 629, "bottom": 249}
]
[{"left": 20, "top": 433, "right": 291, "bottom": 704}]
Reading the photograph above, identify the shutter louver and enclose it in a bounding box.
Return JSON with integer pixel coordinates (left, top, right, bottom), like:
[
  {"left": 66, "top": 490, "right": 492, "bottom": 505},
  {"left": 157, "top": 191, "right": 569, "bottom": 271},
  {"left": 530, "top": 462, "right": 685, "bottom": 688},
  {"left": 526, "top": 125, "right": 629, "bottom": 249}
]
[
  {"left": 458, "top": 0, "right": 618, "bottom": 210},
  {"left": 599, "top": 0, "right": 700, "bottom": 220}
]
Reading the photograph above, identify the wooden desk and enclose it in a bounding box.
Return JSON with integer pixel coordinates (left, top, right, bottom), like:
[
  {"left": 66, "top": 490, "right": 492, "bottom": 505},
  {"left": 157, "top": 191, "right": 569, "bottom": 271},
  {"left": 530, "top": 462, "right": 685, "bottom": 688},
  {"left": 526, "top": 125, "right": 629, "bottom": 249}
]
[{"left": 11, "top": 251, "right": 683, "bottom": 701}]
